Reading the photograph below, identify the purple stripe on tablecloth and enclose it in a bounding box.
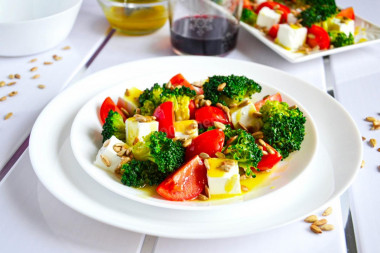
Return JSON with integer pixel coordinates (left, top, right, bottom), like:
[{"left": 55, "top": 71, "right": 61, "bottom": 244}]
[{"left": 0, "top": 136, "right": 29, "bottom": 182}]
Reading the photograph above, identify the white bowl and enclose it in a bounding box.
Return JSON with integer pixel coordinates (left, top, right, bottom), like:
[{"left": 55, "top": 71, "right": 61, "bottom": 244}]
[{"left": 0, "top": 0, "right": 82, "bottom": 57}]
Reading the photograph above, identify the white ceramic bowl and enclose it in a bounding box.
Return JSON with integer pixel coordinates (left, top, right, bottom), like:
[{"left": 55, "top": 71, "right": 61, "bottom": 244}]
[{"left": 0, "top": 0, "right": 82, "bottom": 57}]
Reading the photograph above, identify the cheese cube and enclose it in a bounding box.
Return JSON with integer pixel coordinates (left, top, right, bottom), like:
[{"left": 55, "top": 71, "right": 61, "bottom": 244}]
[
  {"left": 277, "top": 24, "right": 307, "bottom": 50},
  {"left": 174, "top": 120, "right": 198, "bottom": 139},
  {"left": 329, "top": 18, "right": 355, "bottom": 37},
  {"left": 118, "top": 87, "right": 143, "bottom": 115},
  {"left": 206, "top": 158, "right": 241, "bottom": 195},
  {"left": 287, "top": 13, "right": 298, "bottom": 24},
  {"left": 256, "top": 7, "right": 281, "bottom": 30},
  {"left": 94, "top": 136, "right": 125, "bottom": 172},
  {"left": 125, "top": 117, "right": 159, "bottom": 146},
  {"left": 231, "top": 103, "right": 263, "bottom": 132}
]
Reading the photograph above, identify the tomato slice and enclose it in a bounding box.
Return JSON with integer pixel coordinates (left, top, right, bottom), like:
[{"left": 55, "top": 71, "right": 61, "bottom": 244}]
[
  {"left": 189, "top": 100, "right": 196, "bottom": 119},
  {"left": 169, "top": 73, "right": 203, "bottom": 95},
  {"left": 254, "top": 93, "right": 282, "bottom": 111},
  {"left": 306, "top": 25, "right": 330, "bottom": 50},
  {"left": 185, "top": 129, "right": 225, "bottom": 161},
  {"left": 268, "top": 24, "right": 279, "bottom": 39},
  {"left": 256, "top": 142, "right": 282, "bottom": 171},
  {"left": 153, "top": 101, "right": 175, "bottom": 138},
  {"left": 195, "top": 106, "right": 230, "bottom": 128},
  {"left": 100, "top": 97, "right": 126, "bottom": 125},
  {"left": 243, "top": 0, "right": 253, "bottom": 10},
  {"left": 337, "top": 7, "right": 355, "bottom": 20},
  {"left": 156, "top": 156, "right": 207, "bottom": 201},
  {"left": 256, "top": 1, "right": 290, "bottom": 23}
]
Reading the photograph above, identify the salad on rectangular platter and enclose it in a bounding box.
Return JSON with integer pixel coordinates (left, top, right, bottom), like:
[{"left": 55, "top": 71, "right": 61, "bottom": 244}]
[{"left": 241, "top": 0, "right": 380, "bottom": 62}]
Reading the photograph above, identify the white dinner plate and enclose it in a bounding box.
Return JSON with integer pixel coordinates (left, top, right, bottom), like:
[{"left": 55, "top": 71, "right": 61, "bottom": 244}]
[
  {"left": 29, "top": 56, "right": 362, "bottom": 238},
  {"left": 241, "top": 15, "right": 380, "bottom": 63},
  {"left": 70, "top": 74, "right": 318, "bottom": 210}
]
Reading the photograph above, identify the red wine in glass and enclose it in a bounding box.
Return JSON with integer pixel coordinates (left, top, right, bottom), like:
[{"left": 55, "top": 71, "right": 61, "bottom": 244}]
[{"left": 170, "top": 15, "right": 239, "bottom": 56}]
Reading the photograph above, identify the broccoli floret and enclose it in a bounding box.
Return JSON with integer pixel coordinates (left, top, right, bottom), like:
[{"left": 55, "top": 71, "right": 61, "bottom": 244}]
[
  {"left": 120, "top": 160, "right": 168, "bottom": 187},
  {"left": 329, "top": 31, "right": 354, "bottom": 47},
  {"left": 260, "top": 100, "right": 306, "bottom": 159},
  {"left": 139, "top": 83, "right": 164, "bottom": 115},
  {"left": 303, "top": 0, "right": 336, "bottom": 6},
  {"left": 241, "top": 8, "right": 257, "bottom": 25},
  {"left": 101, "top": 110, "right": 126, "bottom": 143},
  {"left": 138, "top": 83, "right": 196, "bottom": 119},
  {"left": 222, "top": 127, "right": 263, "bottom": 176},
  {"left": 132, "top": 131, "right": 185, "bottom": 173},
  {"left": 203, "top": 75, "right": 262, "bottom": 106},
  {"left": 299, "top": 5, "right": 338, "bottom": 27},
  {"left": 200, "top": 125, "right": 262, "bottom": 176}
]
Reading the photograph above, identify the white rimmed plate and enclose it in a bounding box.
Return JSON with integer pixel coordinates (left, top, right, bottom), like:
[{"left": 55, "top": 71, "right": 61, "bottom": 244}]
[
  {"left": 70, "top": 75, "right": 318, "bottom": 209},
  {"left": 29, "top": 56, "right": 362, "bottom": 238},
  {"left": 241, "top": 15, "right": 380, "bottom": 63}
]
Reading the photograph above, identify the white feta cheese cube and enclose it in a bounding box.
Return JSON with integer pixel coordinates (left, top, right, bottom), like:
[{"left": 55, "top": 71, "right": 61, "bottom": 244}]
[
  {"left": 206, "top": 158, "right": 241, "bottom": 195},
  {"left": 231, "top": 103, "right": 263, "bottom": 132},
  {"left": 94, "top": 136, "right": 125, "bottom": 172},
  {"left": 125, "top": 117, "right": 159, "bottom": 146},
  {"left": 256, "top": 7, "right": 281, "bottom": 30},
  {"left": 287, "top": 13, "right": 298, "bottom": 24},
  {"left": 330, "top": 18, "right": 355, "bottom": 36},
  {"left": 277, "top": 24, "right": 307, "bottom": 50},
  {"left": 174, "top": 120, "right": 198, "bottom": 139}
]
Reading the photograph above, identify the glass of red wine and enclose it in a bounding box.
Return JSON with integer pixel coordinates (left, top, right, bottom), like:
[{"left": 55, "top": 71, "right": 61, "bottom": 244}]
[{"left": 169, "top": 0, "right": 243, "bottom": 56}]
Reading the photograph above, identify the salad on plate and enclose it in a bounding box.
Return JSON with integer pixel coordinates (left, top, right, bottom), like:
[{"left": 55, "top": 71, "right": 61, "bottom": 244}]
[
  {"left": 242, "top": 0, "right": 361, "bottom": 54},
  {"left": 94, "top": 74, "right": 306, "bottom": 201}
]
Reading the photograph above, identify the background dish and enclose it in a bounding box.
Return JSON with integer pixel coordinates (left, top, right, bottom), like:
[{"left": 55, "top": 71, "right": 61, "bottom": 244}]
[
  {"left": 70, "top": 75, "right": 318, "bottom": 209},
  {"left": 29, "top": 56, "right": 362, "bottom": 238},
  {"left": 0, "top": 0, "right": 82, "bottom": 56},
  {"left": 241, "top": 15, "right": 380, "bottom": 63}
]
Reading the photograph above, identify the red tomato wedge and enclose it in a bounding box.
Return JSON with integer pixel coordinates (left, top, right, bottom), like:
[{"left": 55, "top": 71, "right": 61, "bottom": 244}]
[
  {"left": 100, "top": 97, "right": 126, "bottom": 125},
  {"left": 268, "top": 24, "right": 279, "bottom": 39},
  {"left": 185, "top": 129, "right": 225, "bottom": 161},
  {"left": 195, "top": 106, "right": 230, "bottom": 128},
  {"left": 254, "top": 93, "right": 282, "bottom": 111},
  {"left": 256, "top": 1, "right": 290, "bottom": 23},
  {"left": 243, "top": 0, "right": 253, "bottom": 10},
  {"left": 307, "top": 25, "right": 330, "bottom": 50},
  {"left": 189, "top": 100, "right": 196, "bottom": 119},
  {"left": 156, "top": 156, "right": 207, "bottom": 201},
  {"left": 257, "top": 143, "right": 282, "bottom": 171},
  {"left": 337, "top": 7, "right": 355, "bottom": 20},
  {"left": 169, "top": 73, "right": 204, "bottom": 95},
  {"left": 153, "top": 101, "right": 175, "bottom": 138}
]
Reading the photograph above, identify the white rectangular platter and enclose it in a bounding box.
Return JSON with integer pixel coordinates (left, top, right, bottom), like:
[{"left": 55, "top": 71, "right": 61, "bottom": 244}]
[{"left": 241, "top": 15, "right": 380, "bottom": 63}]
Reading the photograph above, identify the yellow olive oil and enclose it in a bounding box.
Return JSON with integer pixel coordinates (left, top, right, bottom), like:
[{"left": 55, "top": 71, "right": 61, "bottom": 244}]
[{"left": 103, "top": 0, "right": 168, "bottom": 35}]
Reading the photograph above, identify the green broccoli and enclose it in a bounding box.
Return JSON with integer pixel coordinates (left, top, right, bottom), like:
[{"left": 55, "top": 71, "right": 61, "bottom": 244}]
[
  {"left": 101, "top": 110, "right": 126, "bottom": 143},
  {"left": 303, "top": 0, "right": 336, "bottom": 6},
  {"left": 241, "top": 8, "right": 257, "bottom": 26},
  {"left": 120, "top": 160, "right": 168, "bottom": 187},
  {"left": 200, "top": 125, "right": 263, "bottom": 176},
  {"left": 138, "top": 83, "right": 196, "bottom": 120},
  {"left": 222, "top": 126, "right": 263, "bottom": 176},
  {"left": 203, "top": 75, "right": 262, "bottom": 106},
  {"left": 299, "top": 5, "right": 338, "bottom": 27},
  {"left": 260, "top": 100, "right": 306, "bottom": 159},
  {"left": 132, "top": 131, "right": 185, "bottom": 173},
  {"left": 329, "top": 31, "right": 354, "bottom": 47},
  {"left": 138, "top": 83, "right": 164, "bottom": 115}
]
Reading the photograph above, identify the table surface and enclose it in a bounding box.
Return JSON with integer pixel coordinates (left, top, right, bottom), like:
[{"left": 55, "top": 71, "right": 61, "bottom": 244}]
[{"left": 1, "top": 0, "right": 379, "bottom": 252}]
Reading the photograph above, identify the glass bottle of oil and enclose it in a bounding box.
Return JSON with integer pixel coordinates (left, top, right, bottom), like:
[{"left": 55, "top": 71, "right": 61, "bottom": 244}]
[{"left": 99, "top": 0, "right": 168, "bottom": 35}]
